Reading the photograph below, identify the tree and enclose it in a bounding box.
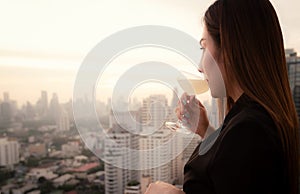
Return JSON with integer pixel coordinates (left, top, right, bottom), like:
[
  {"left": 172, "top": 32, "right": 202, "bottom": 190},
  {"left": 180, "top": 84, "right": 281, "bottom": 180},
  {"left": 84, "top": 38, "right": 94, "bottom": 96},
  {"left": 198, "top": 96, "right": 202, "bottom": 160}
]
[
  {"left": 26, "top": 156, "right": 39, "bottom": 167},
  {"left": 39, "top": 179, "right": 54, "bottom": 194}
]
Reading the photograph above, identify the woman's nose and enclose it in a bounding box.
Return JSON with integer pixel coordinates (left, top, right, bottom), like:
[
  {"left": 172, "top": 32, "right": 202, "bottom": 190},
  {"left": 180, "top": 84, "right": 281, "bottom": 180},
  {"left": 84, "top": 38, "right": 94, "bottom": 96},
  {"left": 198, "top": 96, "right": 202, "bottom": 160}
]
[
  {"left": 198, "top": 67, "right": 204, "bottom": 74},
  {"left": 198, "top": 58, "right": 204, "bottom": 73}
]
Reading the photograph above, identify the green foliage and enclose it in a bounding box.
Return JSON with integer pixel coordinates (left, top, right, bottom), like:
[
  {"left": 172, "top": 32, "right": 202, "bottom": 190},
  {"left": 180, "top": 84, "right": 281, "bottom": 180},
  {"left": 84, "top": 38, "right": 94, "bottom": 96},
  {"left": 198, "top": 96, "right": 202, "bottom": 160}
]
[
  {"left": 57, "top": 184, "right": 76, "bottom": 192},
  {"left": 0, "top": 169, "right": 14, "bottom": 185},
  {"left": 39, "top": 180, "right": 55, "bottom": 194},
  {"left": 26, "top": 156, "right": 39, "bottom": 167},
  {"left": 81, "top": 149, "right": 94, "bottom": 157}
]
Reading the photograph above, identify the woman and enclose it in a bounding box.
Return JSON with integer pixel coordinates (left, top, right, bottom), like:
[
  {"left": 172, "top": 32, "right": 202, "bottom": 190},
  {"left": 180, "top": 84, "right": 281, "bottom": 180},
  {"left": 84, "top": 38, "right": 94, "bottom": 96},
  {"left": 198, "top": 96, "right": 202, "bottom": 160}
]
[{"left": 145, "top": 0, "right": 299, "bottom": 193}]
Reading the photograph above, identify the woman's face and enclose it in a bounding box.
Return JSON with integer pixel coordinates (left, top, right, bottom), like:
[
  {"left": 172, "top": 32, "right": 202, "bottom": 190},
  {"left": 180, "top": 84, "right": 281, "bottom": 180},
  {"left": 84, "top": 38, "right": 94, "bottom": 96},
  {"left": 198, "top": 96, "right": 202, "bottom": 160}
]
[{"left": 199, "top": 25, "right": 226, "bottom": 98}]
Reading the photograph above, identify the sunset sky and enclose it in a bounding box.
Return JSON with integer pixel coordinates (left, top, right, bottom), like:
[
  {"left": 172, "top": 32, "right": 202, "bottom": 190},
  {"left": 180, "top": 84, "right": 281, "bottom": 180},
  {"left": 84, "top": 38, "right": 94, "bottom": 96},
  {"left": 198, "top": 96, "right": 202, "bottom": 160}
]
[{"left": 0, "top": 0, "right": 299, "bottom": 106}]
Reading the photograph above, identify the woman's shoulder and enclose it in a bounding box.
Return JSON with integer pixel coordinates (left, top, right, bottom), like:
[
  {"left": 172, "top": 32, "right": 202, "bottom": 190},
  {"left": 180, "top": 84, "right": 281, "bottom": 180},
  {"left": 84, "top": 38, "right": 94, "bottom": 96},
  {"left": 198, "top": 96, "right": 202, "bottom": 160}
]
[
  {"left": 209, "top": 100, "right": 285, "bottom": 194},
  {"left": 224, "top": 95, "right": 279, "bottom": 141},
  {"left": 217, "top": 98, "right": 283, "bottom": 158}
]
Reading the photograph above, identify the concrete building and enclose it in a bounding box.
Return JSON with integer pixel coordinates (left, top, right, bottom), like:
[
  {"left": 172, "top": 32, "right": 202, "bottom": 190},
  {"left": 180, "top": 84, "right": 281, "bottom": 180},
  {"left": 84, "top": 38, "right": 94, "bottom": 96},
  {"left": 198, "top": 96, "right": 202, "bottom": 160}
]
[
  {"left": 0, "top": 138, "right": 19, "bottom": 167},
  {"left": 124, "top": 183, "right": 142, "bottom": 194},
  {"left": 139, "top": 128, "right": 172, "bottom": 183},
  {"left": 141, "top": 95, "right": 168, "bottom": 129},
  {"left": 53, "top": 174, "right": 74, "bottom": 187},
  {"left": 35, "top": 91, "right": 48, "bottom": 119},
  {"left": 57, "top": 107, "right": 70, "bottom": 131},
  {"left": 139, "top": 94, "right": 184, "bottom": 184},
  {"left": 286, "top": 49, "right": 300, "bottom": 121},
  {"left": 104, "top": 124, "right": 139, "bottom": 194},
  {"left": 28, "top": 143, "right": 46, "bottom": 157},
  {"left": 26, "top": 167, "right": 58, "bottom": 181},
  {"left": 61, "top": 141, "right": 81, "bottom": 157},
  {"left": 72, "top": 162, "right": 100, "bottom": 179},
  {"left": 11, "top": 184, "right": 38, "bottom": 194},
  {"left": 48, "top": 93, "right": 60, "bottom": 121}
]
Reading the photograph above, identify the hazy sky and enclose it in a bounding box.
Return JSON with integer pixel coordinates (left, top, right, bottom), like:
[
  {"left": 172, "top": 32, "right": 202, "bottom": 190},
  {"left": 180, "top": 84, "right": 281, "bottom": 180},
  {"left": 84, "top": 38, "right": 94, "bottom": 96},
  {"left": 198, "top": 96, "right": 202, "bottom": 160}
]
[{"left": 0, "top": 0, "right": 299, "bottom": 106}]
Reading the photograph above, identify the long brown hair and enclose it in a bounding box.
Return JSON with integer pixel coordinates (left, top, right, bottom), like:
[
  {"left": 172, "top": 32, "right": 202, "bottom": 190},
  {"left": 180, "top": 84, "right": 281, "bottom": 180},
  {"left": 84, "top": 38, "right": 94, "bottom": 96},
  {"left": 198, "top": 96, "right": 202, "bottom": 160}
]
[{"left": 205, "top": 0, "right": 299, "bottom": 193}]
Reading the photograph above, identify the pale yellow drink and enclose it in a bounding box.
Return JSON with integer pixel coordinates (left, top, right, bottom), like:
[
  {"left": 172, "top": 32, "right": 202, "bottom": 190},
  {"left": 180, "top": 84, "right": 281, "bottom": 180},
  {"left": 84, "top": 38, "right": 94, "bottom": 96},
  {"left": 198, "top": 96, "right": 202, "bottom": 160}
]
[
  {"left": 165, "top": 71, "right": 209, "bottom": 134},
  {"left": 177, "top": 78, "right": 209, "bottom": 94}
]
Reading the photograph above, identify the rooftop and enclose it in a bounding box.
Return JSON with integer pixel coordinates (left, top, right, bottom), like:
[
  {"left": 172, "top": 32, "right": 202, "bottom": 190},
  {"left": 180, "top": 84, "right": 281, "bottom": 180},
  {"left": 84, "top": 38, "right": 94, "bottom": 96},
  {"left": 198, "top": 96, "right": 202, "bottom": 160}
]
[{"left": 72, "top": 162, "right": 99, "bottom": 172}]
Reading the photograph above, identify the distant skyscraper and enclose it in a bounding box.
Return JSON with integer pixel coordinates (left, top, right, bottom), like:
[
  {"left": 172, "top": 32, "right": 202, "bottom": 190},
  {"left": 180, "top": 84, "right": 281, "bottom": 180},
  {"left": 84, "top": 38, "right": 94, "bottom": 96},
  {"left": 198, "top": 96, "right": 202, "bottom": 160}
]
[
  {"left": 57, "top": 107, "right": 70, "bottom": 131},
  {"left": 49, "top": 93, "right": 60, "bottom": 121},
  {"left": 25, "top": 102, "right": 36, "bottom": 120},
  {"left": 35, "top": 91, "right": 48, "bottom": 118},
  {"left": 0, "top": 138, "right": 19, "bottom": 168},
  {"left": 0, "top": 93, "right": 18, "bottom": 123},
  {"left": 3, "top": 92, "right": 9, "bottom": 102},
  {"left": 0, "top": 102, "right": 12, "bottom": 122},
  {"left": 286, "top": 49, "right": 300, "bottom": 121},
  {"left": 41, "top": 90, "right": 48, "bottom": 113}
]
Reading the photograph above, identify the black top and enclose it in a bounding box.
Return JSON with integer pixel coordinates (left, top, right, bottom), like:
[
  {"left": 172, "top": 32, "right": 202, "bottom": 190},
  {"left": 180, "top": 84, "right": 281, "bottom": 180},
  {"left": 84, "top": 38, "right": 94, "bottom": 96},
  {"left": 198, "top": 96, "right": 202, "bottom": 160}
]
[{"left": 183, "top": 93, "right": 286, "bottom": 194}]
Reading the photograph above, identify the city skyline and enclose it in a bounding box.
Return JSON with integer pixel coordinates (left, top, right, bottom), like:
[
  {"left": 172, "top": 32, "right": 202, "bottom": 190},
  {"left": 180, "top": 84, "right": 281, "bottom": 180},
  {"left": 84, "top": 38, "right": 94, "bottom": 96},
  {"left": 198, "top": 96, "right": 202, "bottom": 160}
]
[{"left": 0, "top": 52, "right": 299, "bottom": 194}]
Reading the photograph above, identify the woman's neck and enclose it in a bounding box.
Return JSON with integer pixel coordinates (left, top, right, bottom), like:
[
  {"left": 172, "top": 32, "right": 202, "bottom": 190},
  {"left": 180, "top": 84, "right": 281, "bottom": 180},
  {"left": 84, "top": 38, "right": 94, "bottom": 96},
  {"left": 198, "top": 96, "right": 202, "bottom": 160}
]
[{"left": 229, "top": 85, "right": 244, "bottom": 102}]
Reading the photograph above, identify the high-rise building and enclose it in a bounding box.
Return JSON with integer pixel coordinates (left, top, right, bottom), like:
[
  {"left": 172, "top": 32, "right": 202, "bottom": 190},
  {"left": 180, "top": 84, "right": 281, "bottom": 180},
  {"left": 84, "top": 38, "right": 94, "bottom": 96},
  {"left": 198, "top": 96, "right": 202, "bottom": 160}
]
[
  {"left": 169, "top": 88, "right": 185, "bottom": 184},
  {"left": 42, "top": 91, "right": 48, "bottom": 118},
  {"left": 286, "top": 49, "right": 300, "bottom": 121},
  {"left": 139, "top": 95, "right": 172, "bottom": 183},
  {"left": 0, "top": 138, "right": 19, "bottom": 168},
  {"left": 139, "top": 93, "right": 189, "bottom": 184},
  {"left": 141, "top": 95, "right": 168, "bottom": 129},
  {"left": 0, "top": 102, "right": 12, "bottom": 122},
  {"left": 105, "top": 106, "right": 140, "bottom": 194},
  {"left": 56, "top": 107, "right": 70, "bottom": 131},
  {"left": 139, "top": 128, "right": 172, "bottom": 183},
  {"left": 3, "top": 92, "right": 9, "bottom": 102},
  {"left": 25, "top": 101, "right": 36, "bottom": 120},
  {"left": 35, "top": 91, "right": 48, "bottom": 118},
  {"left": 0, "top": 93, "right": 18, "bottom": 123},
  {"left": 49, "top": 93, "right": 60, "bottom": 121},
  {"left": 104, "top": 124, "right": 139, "bottom": 194},
  {"left": 124, "top": 182, "right": 142, "bottom": 194}
]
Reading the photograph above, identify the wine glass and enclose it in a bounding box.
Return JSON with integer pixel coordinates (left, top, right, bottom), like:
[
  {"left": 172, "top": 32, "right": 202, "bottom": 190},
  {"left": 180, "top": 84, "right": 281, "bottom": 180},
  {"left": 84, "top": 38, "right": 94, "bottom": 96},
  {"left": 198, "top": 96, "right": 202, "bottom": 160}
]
[{"left": 165, "top": 70, "right": 209, "bottom": 134}]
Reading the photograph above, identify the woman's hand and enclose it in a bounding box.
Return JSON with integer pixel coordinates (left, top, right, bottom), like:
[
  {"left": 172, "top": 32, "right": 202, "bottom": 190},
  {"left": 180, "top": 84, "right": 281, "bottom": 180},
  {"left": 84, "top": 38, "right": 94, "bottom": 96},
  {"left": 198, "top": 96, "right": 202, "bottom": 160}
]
[
  {"left": 144, "top": 181, "right": 185, "bottom": 194},
  {"left": 175, "top": 93, "right": 210, "bottom": 138}
]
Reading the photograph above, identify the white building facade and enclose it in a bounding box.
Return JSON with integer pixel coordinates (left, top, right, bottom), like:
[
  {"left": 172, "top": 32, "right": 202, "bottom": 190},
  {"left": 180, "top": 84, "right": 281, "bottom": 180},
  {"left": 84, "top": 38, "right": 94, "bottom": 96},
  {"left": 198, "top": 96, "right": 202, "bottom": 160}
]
[{"left": 0, "top": 138, "right": 19, "bottom": 167}]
